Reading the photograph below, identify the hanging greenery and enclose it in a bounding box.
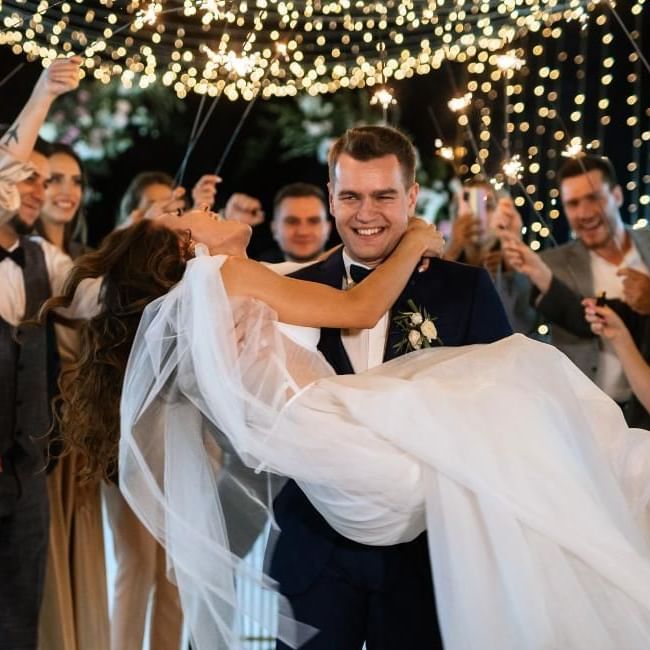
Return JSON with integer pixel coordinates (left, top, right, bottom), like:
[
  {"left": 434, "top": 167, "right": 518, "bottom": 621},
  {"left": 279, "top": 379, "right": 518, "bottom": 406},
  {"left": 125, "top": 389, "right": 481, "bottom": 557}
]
[{"left": 236, "top": 90, "right": 382, "bottom": 176}]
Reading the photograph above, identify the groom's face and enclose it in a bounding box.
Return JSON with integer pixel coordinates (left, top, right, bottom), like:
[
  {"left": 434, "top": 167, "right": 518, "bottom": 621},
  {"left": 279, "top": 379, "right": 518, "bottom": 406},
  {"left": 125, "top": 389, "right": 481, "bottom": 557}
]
[{"left": 329, "top": 153, "right": 418, "bottom": 267}]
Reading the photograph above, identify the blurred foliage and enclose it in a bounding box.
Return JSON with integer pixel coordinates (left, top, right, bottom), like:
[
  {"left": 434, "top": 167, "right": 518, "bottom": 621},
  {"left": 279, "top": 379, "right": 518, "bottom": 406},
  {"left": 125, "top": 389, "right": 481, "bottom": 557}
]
[
  {"left": 238, "top": 90, "right": 383, "bottom": 176},
  {"left": 41, "top": 79, "right": 186, "bottom": 176}
]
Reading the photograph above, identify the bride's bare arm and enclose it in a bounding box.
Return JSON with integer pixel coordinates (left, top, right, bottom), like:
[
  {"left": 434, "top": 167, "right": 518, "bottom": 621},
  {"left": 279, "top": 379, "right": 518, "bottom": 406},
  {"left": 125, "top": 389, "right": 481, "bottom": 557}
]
[{"left": 221, "top": 225, "right": 441, "bottom": 328}]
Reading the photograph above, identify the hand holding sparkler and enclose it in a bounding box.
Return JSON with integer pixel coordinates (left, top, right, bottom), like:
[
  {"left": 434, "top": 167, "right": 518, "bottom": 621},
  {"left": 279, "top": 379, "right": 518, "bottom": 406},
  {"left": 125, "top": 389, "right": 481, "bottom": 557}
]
[
  {"left": 491, "top": 196, "right": 523, "bottom": 239},
  {"left": 583, "top": 296, "right": 650, "bottom": 412},
  {"left": 0, "top": 55, "right": 81, "bottom": 166},
  {"left": 191, "top": 174, "right": 222, "bottom": 211},
  {"left": 140, "top": 187, "right": 187, "bottom": 222},
  {"left": 583, "top": 298, "right": 627, "bottom": 340},
  {"left": 224, "top": 193, "right": 264, "bottom": 226},
  {"left": 32, "top": 56, "right": 82, "bottom": 104},
  {"left": 501, "top": 232, "right": 553, "bottom": 294}
]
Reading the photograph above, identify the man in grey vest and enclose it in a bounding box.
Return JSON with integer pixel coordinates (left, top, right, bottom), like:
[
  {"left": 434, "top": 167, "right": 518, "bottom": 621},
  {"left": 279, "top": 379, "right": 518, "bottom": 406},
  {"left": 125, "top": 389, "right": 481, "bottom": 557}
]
[{"left": 0, "top": 57, "right": 81, "bottom": 650}]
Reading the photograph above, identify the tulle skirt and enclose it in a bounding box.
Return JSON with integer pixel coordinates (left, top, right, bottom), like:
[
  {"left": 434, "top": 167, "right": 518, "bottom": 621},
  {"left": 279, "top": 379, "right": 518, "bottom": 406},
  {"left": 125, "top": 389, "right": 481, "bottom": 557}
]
[{"left": 119, "top": 254, "right": 650, "bottom": 649}]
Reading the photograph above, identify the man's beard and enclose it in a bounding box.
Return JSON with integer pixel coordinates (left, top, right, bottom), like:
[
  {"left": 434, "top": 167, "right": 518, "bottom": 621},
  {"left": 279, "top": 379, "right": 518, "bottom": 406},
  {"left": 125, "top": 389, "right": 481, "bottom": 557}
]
[{"left": 9, "top": 214, "right": 36, "bottom": 236}]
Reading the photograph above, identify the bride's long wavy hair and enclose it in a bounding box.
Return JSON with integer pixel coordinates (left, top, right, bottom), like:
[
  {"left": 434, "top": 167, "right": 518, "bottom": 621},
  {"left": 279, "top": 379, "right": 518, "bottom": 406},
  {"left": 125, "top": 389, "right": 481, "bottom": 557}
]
[{"left": 40, "top": 219, "right": 192, "bottom": 483}]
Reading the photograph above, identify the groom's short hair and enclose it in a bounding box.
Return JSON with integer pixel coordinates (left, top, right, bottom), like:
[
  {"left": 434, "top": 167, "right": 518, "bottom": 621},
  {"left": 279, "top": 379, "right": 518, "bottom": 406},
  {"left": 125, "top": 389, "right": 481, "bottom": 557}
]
[{"left": 328, "top": 125, "right": 416, "bottom": 187}]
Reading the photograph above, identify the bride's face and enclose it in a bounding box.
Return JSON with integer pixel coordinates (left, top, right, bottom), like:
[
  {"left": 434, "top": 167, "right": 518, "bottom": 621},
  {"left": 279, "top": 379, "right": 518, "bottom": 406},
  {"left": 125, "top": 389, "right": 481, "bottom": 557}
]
[
  {"left": 160, "top": 210, "right": 252, "bottom": 256},
  {"left": 207, "top": 218, "right": 252, "bottom": 256}
]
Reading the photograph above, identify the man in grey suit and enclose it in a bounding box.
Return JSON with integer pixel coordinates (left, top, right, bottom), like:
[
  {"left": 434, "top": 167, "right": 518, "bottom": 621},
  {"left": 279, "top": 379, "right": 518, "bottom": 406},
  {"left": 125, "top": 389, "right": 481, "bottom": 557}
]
[{"left": 502, "top": 155, "right": 650, "bottom": 424}]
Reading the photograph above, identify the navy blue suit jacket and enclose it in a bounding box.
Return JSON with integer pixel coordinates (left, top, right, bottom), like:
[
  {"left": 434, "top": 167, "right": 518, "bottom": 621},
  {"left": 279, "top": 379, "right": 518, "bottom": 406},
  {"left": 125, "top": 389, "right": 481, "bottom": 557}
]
[{"left": 270, "top": 249, "right": 513, "bottom": 594}]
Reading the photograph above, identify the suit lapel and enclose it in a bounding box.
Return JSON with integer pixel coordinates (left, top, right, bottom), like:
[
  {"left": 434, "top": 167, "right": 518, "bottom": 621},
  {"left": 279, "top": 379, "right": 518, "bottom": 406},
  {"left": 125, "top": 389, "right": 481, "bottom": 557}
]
[
  {"left": 314, "top": 251, "right": 355, "bottom": 375},
  {"left": 630, "top": 227, "right": 650, "bottom": 269},
  {"left": 565, "top": 241, "right": 594, "bottom": 297}
]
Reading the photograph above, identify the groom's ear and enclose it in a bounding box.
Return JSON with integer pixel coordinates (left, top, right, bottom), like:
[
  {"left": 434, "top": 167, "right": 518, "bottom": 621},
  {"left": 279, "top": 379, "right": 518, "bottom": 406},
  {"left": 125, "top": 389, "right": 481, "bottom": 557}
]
[
  {"left": 407, "top": 182, "right": 419, "bottom": 217},
  {"left": 328, "top": 181, "right": 336, "bottom": 216}
]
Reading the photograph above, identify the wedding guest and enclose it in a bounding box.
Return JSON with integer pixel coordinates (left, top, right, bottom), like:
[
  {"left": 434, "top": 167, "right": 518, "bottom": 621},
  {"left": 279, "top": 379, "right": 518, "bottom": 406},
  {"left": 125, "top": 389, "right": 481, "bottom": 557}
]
[
  {"left": 117, "top": 170, "right": 219, "bottom": 227},
  {"left": 0, "top": 56, "right": 81, "bottom": 650},
  {"left": 35, "top": 142, "right": 110, "bottom": 650},
  {"left": 443, "top": 179, "right": 493, "bottom": 266},
  {"left": 502, "top": 155, "right": 650, "bottom": 411},
  {"left": 221, "top": 191, "right": 277, "bottom": 259},
  {"left": 36, "top": 144, "right": 88, "bottom": 254},
  {"left": 258, "top": 183, "right": 331, "bottom": 263},
  {"left": 584, "top": 300, "right": 650, "bottom": 415},
  {"left": 444, "top": 179, "right": 540, "bottom": 338}
]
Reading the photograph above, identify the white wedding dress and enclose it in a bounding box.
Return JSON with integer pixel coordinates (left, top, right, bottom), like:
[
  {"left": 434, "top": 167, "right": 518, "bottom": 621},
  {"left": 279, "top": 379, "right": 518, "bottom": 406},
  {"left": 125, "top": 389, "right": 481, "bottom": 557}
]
[{"left": 119, "top": 253, "right": 650, "bottom": 650}]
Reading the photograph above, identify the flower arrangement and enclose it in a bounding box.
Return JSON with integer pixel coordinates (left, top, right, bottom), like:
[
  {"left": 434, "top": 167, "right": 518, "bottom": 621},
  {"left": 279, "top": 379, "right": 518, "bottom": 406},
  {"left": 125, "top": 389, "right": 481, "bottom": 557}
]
[{"left": 393, "top": 299, "right": 442, "bottom": 353}]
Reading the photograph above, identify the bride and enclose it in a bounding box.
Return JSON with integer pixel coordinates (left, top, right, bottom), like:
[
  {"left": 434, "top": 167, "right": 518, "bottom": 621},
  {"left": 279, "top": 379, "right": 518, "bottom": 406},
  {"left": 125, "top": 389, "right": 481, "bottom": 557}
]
[{"left": 46, "top": 209, "right": 650, "bottom": 649}]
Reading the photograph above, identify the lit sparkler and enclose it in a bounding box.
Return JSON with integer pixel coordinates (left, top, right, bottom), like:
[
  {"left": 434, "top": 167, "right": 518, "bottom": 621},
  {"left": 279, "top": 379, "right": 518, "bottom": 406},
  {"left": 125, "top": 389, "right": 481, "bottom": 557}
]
[
  {"left": 371, "top": 87, "right": 396, "bottom": 110},
  {"left": 495, "top": 51, "right": 526, "bottom": 72},
  {"left": 502, "top": 155, "right": 524, "bottom": 181},
  {"left": 561, "top": 137, "right": 592, "bottom": 158},
  {"left": 447, "top": 92, "right": 472, "bottom": 113},
  {"left": 135, "top": 2, "right": 163, "bottom": 28}
]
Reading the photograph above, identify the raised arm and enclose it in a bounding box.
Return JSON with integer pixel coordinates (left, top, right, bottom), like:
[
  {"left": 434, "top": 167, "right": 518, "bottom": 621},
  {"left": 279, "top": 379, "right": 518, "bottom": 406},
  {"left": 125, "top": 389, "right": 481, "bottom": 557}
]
[
  {"left": 221, "top": 222, "right": 442, "bottom": 328},
  {"left": 0, "top": 56, "right": 81, "bottom": 162},
  {"left": 0, "top": 57, "right": 81, "bottom": 226}
]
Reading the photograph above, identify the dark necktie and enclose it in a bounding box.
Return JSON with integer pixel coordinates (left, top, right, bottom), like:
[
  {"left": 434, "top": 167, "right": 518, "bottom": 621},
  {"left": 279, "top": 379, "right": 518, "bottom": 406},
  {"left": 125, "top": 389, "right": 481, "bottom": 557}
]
[
  {"left": 349, "top": 264, "right": 373, "bottom": 284},
  {"left": 0, "top": 246, "right": 25, "bottom": 268}
]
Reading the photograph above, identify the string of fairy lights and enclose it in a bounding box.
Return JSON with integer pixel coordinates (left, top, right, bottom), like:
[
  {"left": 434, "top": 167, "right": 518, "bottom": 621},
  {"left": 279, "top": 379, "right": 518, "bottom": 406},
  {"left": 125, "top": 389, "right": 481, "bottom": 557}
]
[
  {"left": 0, "top": 0, "right": 593, "bottom": 100},
  {"left": 436, "top": 0, "right": 649, "bottom": 247},
  {"left": 0, "top": 0, "right": 647, "bottom": 232}
]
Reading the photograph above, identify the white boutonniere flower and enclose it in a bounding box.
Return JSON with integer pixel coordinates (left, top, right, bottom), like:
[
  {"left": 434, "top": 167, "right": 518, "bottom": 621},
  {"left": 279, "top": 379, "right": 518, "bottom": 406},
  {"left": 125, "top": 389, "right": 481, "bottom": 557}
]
[
  {"left": 420, "top": 319, "right": 438, "bottom": 342},
  {"left": 393, "top": 299, "right": 442, "bottom": 353},
  {"left": 408, "top": 329, "right": 423, "bottom": 350}
]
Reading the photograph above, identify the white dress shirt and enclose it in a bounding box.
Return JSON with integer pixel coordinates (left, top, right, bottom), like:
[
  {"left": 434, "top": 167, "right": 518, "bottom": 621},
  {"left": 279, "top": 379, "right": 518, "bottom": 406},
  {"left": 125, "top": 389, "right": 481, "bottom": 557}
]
[
  {"left": 0, "top": 150, "right": 101, "bottom": 326},
  {"left": 0, "top": 236, "right": 102, "bottom": 326},
  {"left": 341, "top": 249, "right": 390, "bottom": 373},
  {"left": 590, "top": 242, "right": 650, "bottom": 402}
]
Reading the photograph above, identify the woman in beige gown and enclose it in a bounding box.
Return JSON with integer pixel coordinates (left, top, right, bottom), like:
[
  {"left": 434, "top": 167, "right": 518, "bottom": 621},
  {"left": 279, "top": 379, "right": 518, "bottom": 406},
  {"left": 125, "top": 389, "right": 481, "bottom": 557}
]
[{"left": 36, "top": 143, "right": 109, "bottom": 650}]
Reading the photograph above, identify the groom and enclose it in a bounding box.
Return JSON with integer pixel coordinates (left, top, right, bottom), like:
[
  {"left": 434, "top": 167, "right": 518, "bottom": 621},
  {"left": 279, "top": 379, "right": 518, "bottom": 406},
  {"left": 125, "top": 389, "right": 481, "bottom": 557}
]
[{"left": 270, "top": 125, "right": 512, "bottom": 648}]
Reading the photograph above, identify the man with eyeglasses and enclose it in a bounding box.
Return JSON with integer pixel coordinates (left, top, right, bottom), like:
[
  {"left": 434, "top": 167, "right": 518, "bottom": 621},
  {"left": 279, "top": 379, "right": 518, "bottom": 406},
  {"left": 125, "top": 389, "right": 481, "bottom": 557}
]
[{"left": 502, "top": 155, "right": 650, "bottom": 426}]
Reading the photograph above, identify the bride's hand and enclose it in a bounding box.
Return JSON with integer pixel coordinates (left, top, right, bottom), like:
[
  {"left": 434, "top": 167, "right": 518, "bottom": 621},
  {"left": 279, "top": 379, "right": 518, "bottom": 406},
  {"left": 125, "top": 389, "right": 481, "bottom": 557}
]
[{"left": 404, "top": 217, "right": 445, "bottom": 271}]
